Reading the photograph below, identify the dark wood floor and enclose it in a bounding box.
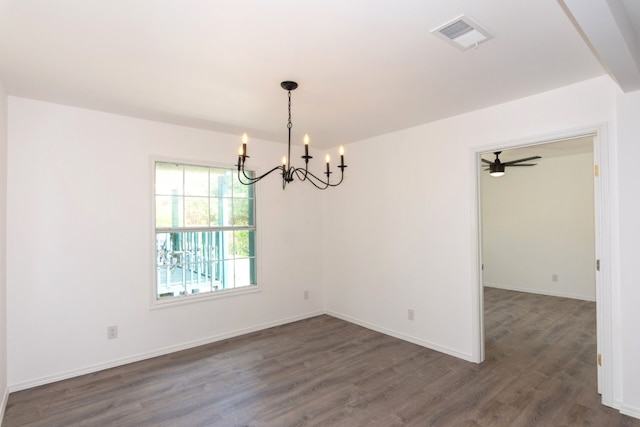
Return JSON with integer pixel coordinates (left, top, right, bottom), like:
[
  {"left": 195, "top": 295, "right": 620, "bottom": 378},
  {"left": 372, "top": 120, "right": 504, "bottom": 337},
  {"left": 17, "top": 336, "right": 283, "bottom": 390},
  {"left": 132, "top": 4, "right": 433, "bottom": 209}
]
[{"left": 4, "top": 288, "right": 640, "bottom": 426}]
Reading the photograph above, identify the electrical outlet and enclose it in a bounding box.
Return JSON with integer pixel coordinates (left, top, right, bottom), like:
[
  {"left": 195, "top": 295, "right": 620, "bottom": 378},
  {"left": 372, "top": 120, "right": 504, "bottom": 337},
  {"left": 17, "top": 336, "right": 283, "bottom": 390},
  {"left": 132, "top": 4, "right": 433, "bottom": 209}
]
[
  {"left": 304, "top": 290, "right": 309, "bottom": 300},
  {"left": 408, "top": 309, "right": 415, "bottom": 321},
  {"left": 107, "top": 325, "right": 118, "bottom": 340}
]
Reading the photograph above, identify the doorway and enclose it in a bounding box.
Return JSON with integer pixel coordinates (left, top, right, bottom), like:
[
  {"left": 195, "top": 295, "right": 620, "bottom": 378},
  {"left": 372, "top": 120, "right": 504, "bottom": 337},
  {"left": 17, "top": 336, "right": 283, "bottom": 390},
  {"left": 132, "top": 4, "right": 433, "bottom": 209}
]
[{"left": 474, "top": 129, "right": 611, "bottom": 404}]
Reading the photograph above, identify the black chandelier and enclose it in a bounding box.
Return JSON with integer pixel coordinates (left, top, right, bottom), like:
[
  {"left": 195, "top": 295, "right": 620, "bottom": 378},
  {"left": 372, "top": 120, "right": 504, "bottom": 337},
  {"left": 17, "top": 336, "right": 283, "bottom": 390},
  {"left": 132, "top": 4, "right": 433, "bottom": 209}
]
[{"left": 236, "top": 81, "right": 347, "bottom": 190}]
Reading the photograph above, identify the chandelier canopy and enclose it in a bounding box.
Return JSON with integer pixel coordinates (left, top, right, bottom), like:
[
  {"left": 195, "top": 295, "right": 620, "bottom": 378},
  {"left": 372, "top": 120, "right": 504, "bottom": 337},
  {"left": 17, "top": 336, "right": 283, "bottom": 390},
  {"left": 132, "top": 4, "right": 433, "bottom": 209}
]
[{"left": 236, "top": 81, "right": 346, "bottom": 190}]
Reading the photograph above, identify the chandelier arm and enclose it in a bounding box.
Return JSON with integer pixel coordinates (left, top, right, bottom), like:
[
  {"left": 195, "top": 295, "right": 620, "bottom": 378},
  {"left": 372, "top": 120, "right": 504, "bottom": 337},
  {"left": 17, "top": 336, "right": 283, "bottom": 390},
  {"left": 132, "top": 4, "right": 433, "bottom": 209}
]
[
  {"left": 292, "top": 168, "right": 329, "bottom": 189},
  {"left": 293, "top": 167, "right": 343, "bottom": 189},
  {"left": 238, "top": 164, "right": 285, "bottom": 184},
  {"left": 292, "top": 165, "right": 310, "bottom": 183},
  {"left": 327, "top": 173, "right": 345, "bottom": 187},
  {"left": 236, "top": 164, "right": 256, "bottom": 184},
  {"left": 304, "top": 168, "right": 345, "bottom": 188},
  {"left": 237, "top": 169, "right": 262, "bottom": 185}
]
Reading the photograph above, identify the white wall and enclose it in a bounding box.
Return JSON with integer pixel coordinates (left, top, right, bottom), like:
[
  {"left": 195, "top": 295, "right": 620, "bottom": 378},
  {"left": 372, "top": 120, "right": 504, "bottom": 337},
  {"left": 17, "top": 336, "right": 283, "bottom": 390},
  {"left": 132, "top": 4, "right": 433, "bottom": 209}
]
[
  {"left": 324, "top": 77, "right": 616, "bottom": 363},
  {"left": 481, "top": 151, "right": 595, "bottom": 301},
  {"left": 0, "top": 78, "right": 8, "bottom": 420},
  {"left": 6, "top": 97, "right": 325, "bottom": 389},
  {"left": 616, "top": 88, "right": 640, "bottom": 418}
]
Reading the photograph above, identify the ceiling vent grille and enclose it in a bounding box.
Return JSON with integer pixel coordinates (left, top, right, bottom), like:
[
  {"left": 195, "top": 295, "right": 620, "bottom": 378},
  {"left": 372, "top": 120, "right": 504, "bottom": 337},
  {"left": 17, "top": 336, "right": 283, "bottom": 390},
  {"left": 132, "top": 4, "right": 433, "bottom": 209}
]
[{"left": 432, "top": 15, "right": 494, "bottom": 51}]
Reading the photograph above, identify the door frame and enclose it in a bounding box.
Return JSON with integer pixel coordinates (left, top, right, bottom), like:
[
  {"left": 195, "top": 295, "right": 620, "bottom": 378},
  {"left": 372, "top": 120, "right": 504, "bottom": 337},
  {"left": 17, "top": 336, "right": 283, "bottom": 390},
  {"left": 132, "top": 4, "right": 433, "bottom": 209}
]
[{"left": 471, "top": 123, "right": 614, "bottom": 407}]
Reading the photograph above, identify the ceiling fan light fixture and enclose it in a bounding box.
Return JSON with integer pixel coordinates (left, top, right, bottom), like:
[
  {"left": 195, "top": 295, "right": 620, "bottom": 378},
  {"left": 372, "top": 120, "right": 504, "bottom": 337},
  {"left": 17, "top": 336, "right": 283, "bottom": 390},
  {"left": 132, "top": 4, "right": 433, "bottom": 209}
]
[
  {"left": 489, "top": 163, "right": 505, "bottom": 177},
  {"left": 482, "top": 150, "right": 540, "bottom": 177}
]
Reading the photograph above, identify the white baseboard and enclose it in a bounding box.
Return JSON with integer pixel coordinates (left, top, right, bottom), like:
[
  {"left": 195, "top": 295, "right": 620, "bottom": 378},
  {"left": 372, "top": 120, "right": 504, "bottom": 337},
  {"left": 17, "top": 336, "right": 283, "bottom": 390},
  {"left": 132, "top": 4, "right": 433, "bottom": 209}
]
[
  {"left": 621, "top": 404, "right": 640, "bottom": 420},
  {"left": 325, "top": 310, "right": 475, "bottom": 363},
  {"left": 484, "top": 283, "right": 596, "bottom": 302},
  {"left": 9, "top": 310, "right": 324, "bottom": 392}
]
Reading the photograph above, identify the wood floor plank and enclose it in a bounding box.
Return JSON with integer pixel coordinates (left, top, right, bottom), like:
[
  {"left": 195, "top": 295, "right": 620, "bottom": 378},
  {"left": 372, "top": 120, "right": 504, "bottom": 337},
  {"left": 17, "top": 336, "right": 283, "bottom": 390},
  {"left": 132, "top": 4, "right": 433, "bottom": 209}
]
[{"left": 3, "top": 288, "right": 640, "bottom": 426}]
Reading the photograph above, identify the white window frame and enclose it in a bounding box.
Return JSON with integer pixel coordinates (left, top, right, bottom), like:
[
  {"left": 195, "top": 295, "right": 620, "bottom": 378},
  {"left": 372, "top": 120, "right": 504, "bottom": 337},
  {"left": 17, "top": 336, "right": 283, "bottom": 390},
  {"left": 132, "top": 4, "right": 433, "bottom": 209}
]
[{"left": 150, "top": 157, "right": 261, "bottom": 308}]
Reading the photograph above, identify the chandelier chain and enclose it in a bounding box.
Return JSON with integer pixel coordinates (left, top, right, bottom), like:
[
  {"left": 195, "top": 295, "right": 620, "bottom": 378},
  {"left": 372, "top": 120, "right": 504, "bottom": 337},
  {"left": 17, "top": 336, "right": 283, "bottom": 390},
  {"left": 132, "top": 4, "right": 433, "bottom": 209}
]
[{"left": 287, "top": 91, "right": 292, "bottom": 130}]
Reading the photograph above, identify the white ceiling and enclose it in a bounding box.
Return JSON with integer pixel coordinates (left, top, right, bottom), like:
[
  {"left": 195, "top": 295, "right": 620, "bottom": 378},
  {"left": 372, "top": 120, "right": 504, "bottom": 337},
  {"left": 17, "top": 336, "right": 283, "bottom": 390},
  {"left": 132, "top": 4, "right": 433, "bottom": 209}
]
[{"left": 0, "top": 1, "right": 634, "bottom": 149}]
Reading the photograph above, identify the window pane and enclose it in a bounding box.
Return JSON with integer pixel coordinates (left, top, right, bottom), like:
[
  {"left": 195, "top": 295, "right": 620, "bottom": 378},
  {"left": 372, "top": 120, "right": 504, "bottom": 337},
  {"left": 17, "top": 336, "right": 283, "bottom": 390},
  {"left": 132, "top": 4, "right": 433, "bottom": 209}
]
[
  {"left": 156, "top": 232, "right": 170, "bottom": 262},
  {"left": 233, "top": 230, "right": 254, "bottom": 257},
  {"left": 209, "top": 198, "right": 221, "bottom": 226},
  {"left": 184, "top": 197, "right": 209, "bottom": 227},
  {"left": 182, "top": 232, "right": 201, "bottom": 264},
  {"left": 232, "top": 173, "right": 251, "bottom": 198},
  {"left": 157, "top": 232, "right": 187, "bottom": 297},
  {"left": 156, "top": 233, "right": 173, "bottom": 296},
  {"left": 184, "top": 262, "right": 209, "bottom": 295},
  {"left": 157, "top": 229, "right": 255, "bottom": 298},
  {"left": 156, "top": 163, "right": 183, "bottom": 196},
  {"left": 232, "top": 198, "right": 250, "bottom": 226},
  {"left": 222, "top": 230, "right": 235, "bottom": 259},
  {"left": 184, "top": 165, "right": 209, "bottom": 196},
  {"left": 210, "top": 261, "right": 222, "bottom": 289},
  {"left": 211, "top": 231, "right": 224, "bottom": 261},
  {"left": 210, "top": 168, "right": 232, "bottom": 197},
  {"left": 156, "top": 196, "right": 183, "bottom": 227},
  {"left": 220, "top": 198, "right": 233, "bottom": 226},
  {"left": 234, "top": 257, "right": 254, "bottom": 288},
  {"left": 223, "top": 259, "right": 235, "bottom": 289}
]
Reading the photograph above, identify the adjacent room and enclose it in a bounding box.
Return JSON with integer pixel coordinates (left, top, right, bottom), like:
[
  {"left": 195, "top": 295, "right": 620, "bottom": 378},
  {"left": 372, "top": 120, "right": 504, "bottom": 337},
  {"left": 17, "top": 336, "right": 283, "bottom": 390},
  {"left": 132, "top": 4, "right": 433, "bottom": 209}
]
[
  {"left": 1, "top": 1, "right": 640, "bottom": 425},
  {"left": 481, "top": 138, "right": 596, "bottom": 302}
]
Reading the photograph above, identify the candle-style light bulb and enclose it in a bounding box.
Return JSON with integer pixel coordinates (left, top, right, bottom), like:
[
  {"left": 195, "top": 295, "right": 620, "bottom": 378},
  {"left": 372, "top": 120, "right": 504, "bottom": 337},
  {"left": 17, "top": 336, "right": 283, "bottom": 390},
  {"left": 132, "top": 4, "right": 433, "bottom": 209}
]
[
  {"left": 304, "top": 134, "right": 310, "bottom": 157},
  {"left": 237, "top": 146, "right": 243, "bottom": 170},
  {"left": 238, "top": 146, "right": 244, "bottom": 156},
  {"left": 339, "top": 146, "right": 344, "bottom": 167},
  {"left": 325, "top": 154, "right": 330, "bottom": 174},
  {"left": 241, "top": 133, "right": 248, "bottom": 158},
  {"left": 282, "top": 156, "right": 287, "bottom": 166}
]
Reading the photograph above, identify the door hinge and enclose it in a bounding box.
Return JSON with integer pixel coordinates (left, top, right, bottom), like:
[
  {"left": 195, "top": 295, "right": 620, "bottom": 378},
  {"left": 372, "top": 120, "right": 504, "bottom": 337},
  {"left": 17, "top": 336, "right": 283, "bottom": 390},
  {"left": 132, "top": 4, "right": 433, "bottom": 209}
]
[
  {"left": 595, "top": 164, "right": 599, "bottom": 177},
  {"left": 596, "top": 259, "right": 600, "bottom": 271},
  {"left": 598, "top": 353, "right": 602, "bottom": 366}
]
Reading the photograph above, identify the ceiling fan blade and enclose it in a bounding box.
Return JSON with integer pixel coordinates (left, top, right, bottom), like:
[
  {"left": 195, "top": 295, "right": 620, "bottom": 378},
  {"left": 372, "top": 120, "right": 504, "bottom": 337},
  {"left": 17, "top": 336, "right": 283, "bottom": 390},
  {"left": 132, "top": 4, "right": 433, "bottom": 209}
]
[
  {"left": 505, "top": 163, "right": 537, "bottom": 167},
  {"left": 503, "top": 156, "right": 541, "bottom": 166},
  {"left": 481, "top": 159, "right": 493, "bottom": 164}
]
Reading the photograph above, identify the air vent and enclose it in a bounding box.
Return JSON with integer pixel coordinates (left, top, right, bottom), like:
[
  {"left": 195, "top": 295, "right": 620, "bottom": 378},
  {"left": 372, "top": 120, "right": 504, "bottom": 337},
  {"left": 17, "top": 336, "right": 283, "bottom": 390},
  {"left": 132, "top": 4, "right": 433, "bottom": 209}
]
[
  {"left": 432, "top": 15, "right": 494, "bottom": 51},
  {"left": 440, "top": 20, "right": 474, "bottom": 40}
]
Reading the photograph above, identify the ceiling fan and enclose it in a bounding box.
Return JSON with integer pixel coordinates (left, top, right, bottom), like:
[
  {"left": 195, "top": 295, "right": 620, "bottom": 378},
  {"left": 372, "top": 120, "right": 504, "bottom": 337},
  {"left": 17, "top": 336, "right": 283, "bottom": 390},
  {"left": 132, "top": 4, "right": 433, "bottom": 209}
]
[{"left": 482, "top": 151, "right": 541, "bottom": 177}]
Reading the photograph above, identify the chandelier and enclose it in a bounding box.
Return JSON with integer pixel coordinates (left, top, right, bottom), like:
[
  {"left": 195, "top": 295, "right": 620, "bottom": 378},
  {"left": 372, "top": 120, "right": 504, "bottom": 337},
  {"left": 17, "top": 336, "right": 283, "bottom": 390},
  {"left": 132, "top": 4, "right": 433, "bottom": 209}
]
[{"left": 236, "top": 81, "right": 347, "bottom": 190}]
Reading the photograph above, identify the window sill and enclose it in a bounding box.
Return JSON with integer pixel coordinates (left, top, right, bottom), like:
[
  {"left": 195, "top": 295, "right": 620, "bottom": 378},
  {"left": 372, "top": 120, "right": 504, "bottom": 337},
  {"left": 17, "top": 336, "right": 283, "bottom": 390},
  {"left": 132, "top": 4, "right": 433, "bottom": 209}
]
[{"left": 150, "top": 285, "right": 261, "bottom": 309}]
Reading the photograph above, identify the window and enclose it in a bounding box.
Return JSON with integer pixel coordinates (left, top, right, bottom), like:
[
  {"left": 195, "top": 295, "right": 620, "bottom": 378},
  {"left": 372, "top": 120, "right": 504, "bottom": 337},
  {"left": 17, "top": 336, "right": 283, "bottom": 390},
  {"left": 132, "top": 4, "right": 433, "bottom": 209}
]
[{"left": 154, "top": 161, "right": 256, "bottom": 302}]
